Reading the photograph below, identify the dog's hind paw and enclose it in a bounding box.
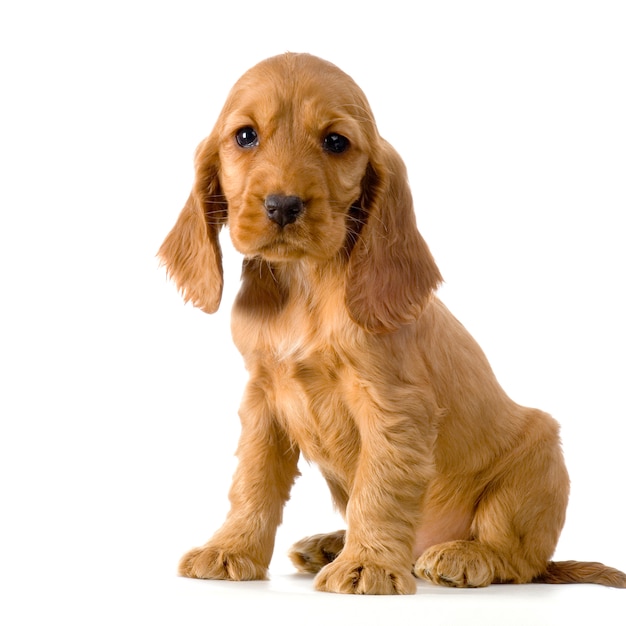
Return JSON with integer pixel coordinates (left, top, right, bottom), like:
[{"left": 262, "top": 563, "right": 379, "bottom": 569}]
[
  {"left": 414, "top": 540, "right": 495, "bottom": 588},
  {"left": 288, "top": 530, "right": 346, "bottom": 574}
]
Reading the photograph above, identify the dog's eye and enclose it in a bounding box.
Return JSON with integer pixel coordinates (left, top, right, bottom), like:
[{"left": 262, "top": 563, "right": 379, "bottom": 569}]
[
  {"left": 323, "top": 133, "right": 350, "bottom": 154},
  {"left": 235, "top": 127, "right": 259, "bottom": 148}
]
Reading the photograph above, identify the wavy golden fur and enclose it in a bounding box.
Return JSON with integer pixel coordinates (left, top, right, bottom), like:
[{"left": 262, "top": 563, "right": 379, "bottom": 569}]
[{"left": 159, "top": 53, "right": 626, "bottom": 594}]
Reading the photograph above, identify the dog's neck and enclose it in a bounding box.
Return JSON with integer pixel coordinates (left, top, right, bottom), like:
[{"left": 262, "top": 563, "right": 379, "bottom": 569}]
[{"left": 234, "top": 253, "right": 348, "bottom": 320}]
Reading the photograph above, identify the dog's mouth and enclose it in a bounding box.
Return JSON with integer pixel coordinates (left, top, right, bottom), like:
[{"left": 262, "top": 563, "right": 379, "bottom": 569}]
[
  {"left": 255, "top": 238, "right": 309, "bottom": 261},
  {"left": 233, "top": 208, "right": 311, "bottom": 260},
  {"left": 230, "top": 196, "right": 350, "bottom": 263}
]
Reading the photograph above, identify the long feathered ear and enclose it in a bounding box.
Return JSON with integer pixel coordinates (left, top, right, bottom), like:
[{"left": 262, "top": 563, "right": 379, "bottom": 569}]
[
  {"left": 158, "top": 137, "right": 227, "bottom": 314},
  {"left": 346, "top": 140, "right": 443, "bottom": 333}
]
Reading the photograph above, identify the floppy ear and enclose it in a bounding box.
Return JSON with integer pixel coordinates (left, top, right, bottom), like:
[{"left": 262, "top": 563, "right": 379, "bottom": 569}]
[
  {"left": 158, "top": 137, "right": 227, "bottom": 314},
  {"left": 346, "top": 140, "right": 443, "bottom": 333}
]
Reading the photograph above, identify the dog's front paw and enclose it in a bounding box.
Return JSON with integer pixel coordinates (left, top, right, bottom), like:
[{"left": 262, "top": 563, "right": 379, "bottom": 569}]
[
  {"left": 414, "top": 540, "right": 495, "bottom": 588},
  {"left": 178, "top": 545, "right": 268, "bottom": 581},
  {"left": 314, "top": 557, "right": 416, "bottom": 595}
]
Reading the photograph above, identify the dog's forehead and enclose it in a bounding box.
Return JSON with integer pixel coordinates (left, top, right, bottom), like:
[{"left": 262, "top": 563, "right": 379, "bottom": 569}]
[{"left": 225, "top": 54, "right": 372, "bottom": 125}]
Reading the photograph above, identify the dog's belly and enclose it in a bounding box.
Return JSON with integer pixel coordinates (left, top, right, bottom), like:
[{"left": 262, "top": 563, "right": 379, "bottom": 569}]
[
  {"left": 411, "top": 475, "right": 478, "bottom": 557},
  {"left": 413, "top": 507, "right": 473, "bottom": 558}
]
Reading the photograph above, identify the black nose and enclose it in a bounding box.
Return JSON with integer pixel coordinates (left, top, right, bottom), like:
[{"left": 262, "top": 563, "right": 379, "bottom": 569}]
[{"left": 265, "top": 195, "right": 304, "bottom": 227}]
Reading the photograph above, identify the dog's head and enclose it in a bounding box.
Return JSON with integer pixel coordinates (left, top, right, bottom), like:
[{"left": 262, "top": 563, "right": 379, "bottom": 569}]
[{"left": 159, "top": 53, "right": 441, "bottom": 332}]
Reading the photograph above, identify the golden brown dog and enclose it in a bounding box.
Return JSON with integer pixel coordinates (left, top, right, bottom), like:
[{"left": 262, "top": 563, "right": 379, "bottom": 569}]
[{"left": 159, "top": 52, "right": 626, "bottom": 594}]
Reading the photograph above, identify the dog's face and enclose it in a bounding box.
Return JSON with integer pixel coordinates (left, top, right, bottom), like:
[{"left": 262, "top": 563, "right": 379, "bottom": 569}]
[
  {"left": 160, "top": 53, "right": 442, "bottom": 331},
  {"left": 213, "top": 54, "right": 374, "bottom": 263}
]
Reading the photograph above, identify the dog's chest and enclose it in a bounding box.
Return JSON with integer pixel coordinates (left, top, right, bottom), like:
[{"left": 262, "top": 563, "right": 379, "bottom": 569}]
[
  {"left": 275, "top": 334, "right": 361, "bottom": 464},
  {"left": 243, "top": 304, "right": 365, "bottom": 475}
]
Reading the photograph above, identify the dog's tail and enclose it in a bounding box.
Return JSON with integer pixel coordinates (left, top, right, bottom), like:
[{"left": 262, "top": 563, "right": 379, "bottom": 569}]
[{"left": 533, "top": 560, "right": 626, "bottom": 588}]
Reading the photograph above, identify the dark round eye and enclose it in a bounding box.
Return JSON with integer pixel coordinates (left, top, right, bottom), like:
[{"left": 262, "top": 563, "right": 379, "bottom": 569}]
[
  {"left": 235, "top": 126, "right": 259, "bottom": 148},
  {"left": 323, "top": 133, "right": 350, "bottom": 154}
]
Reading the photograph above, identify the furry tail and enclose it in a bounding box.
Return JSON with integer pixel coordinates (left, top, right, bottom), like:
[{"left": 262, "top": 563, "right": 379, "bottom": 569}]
[{"left": 534, "top": 561, "right": 626, "bottom": 588}]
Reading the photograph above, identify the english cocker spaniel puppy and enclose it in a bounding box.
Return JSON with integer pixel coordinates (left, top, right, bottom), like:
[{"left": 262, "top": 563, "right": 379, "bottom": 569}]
[{"left": 159, "top": 52, "right": 626, "bottom": 594}]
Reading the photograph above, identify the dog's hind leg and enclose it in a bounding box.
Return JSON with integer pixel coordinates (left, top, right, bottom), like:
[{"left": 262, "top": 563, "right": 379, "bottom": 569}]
[{"left": 415, "top": 414, "right": 569, "bottom": 587}]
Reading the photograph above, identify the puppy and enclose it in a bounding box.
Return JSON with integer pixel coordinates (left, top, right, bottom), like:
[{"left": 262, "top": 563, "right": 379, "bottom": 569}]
[{"left": 159, "top": 52, "right": 626, "bottom": 594}]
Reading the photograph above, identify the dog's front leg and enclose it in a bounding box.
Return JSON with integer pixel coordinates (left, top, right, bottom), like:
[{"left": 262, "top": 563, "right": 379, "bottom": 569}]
[
  {"left": 315, "top": 412, "right": 433, "bottom": 595},
  {"left": 179, "top": 381, "right": 299, "bottom": 581}
]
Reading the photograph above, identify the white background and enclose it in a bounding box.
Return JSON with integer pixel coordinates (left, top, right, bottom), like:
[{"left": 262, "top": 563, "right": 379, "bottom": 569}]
[{"left": 1, "top": 1, "right": 625, "bottom": 624}]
